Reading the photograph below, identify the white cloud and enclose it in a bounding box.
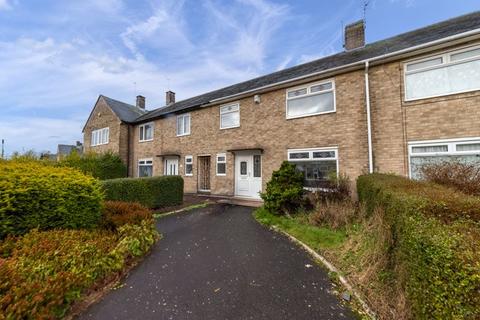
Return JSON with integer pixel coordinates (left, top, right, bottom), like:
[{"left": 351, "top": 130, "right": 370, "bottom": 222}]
[{"left": 0, "top": 0, "right": 12, "bottom": 10}]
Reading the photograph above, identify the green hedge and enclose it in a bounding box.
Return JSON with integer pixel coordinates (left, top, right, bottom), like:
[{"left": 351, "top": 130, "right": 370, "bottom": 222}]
[
  {"left": 101, "top": 176, "right": 183, "bottom": 208},
  {"left": 0, "top": 161, "right": 103, "bottom": 239},
  {"left": 357, "top": 173, "right": 480, "bottom": 319},
  {"left": 58, "top": 151, "right": 127, "bottom": 180}
]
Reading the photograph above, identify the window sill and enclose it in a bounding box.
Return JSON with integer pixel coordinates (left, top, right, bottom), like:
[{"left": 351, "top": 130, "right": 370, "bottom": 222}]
[
  {"left": 176, "top": 133, "right": 190, "bottom": 137},
  {"left": 220, "top": 125, "right": 240, "bottom": 130},
  {"left": 216, "top": 174, "right": 226, "bottom": 176},
  {"left": 139, "top": 139, "right": 154, "bottom": 143},
  {"left": 286, "top": 109, "right": 336, "bottom": 120}
]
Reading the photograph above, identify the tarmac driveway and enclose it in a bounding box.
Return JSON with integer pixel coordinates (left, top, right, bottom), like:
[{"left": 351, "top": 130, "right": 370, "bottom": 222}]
[{"left": 78, "top": 204, "right": 355, "bottom": 320}]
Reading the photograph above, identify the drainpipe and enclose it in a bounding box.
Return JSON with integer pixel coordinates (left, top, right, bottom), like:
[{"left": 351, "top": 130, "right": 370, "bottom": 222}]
[{"left": 364, "top": 61, "right": 374, "bottom": 174}]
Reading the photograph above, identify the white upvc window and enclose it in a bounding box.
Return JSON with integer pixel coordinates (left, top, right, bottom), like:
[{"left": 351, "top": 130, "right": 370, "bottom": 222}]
[
  {"left": 138, "top": 158, "right": 153, "bottom": 177},
  {"left": 408, "top": 137, "right": 480, "bottom": 179},
  {"left": 139, "top": 122, "right": 154, "bottom": 142},
  {"left": 286, "top": 80, "right": 335, "bottom": 119},
  {"left": 220, "top": 103, "right": 240, "bottom": 129},
  {"left": 185, "top": 155, "right": 193, "bottom": 176},
  {"left": 176, "top": 114, "right": 191, "bottom": 136},
  {"left": 216, "top": 153, "right": 226, "bottom": 176},
  {"left": 91, "top": 127, "right": 109, "bottom": 146},
  {"left": 404, "top": 45, "right": 480, "bottom": 101},
  {"left": 288, "top": 147, "right": 338, "bottom": 188}
]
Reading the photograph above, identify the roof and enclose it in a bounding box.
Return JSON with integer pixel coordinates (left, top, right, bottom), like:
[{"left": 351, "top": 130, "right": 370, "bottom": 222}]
[
  {"left": 101, "top": 95, "right": 147, "bottom": 123},
  {"left": 129, "top": 11, "right": 480, "bottom": 123}
]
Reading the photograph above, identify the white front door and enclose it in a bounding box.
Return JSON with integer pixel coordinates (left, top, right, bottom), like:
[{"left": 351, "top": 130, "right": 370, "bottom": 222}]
[
  {"left": 235, "top": 153, "right": 262, "bottom": 199},
  {"left": 164, "top": 157, "right": 179, "bottom": 175}
]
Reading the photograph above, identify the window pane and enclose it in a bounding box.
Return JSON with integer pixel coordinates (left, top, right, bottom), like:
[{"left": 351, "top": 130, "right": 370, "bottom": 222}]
[
  {"left": 139, "top": 126, "right": 144, "bottom": 140},
  {"left": 217, "top": 155, "right": 226, "bottom": 162},
  {"left": 289, "top": 152, "right": 309, "bottom": 159},
  {"left": 240, "top": 161, "right": 247, "bottom": 175},
  {"left": 185, "top": 157, "right": 193, "bottom": 164},
  {"left": 217, "top": 163, "right": 226, "bottom": 174},
  {"left": 406, "top": 57, "right": 443, "bottom": 72},
  {"left": 410, "top": 155, "right": 480, "bottom": 179},
  {"left": 310, "top": 82, "right": 332, "bottom": 93},
  {"left": 292, "top": 160, "right": 337, "bottom": 188},
  {"left": 177, "top": 117, "right": 183, "bottom": 135},
  {"left": 411, "top": 145, "right": 448, "bottom": 153},
  {"left": 313, "top": 151, "right": 335, "bottom": 159},
  {"left": 185, "top": 164, "right": 193, "bottom": 175},
  {"left": 139, "top": 165, "right": 153, "bottom": 177},
  {"left": 456, "top": 143, "right": 480, "bottom": 152},
  {"left": 221, "top": 104, "right": 239, "bottom": 113},
  {"left": 405, "top": 59, "right": 480, "bottom": 99},
  {"left": 287, "top": 88, "right": 307, "bottom": 98},
  {"left": 184, "top": 115, "right": 190, "bottom": 134},
  {"left": 287, "top": 91, "right": 334, "bottom": 117},
  {"left": 221, "top": 112, "right": 239, "bottom": 128},
  {"left": 253, "top": 155, "right": 261, "bottom": 178},
  {"left": 450, "top": 48, "right": 480, "bottom": 62},
  {"left": 144, "top": 124, "right": 153, "bottom": 140}
]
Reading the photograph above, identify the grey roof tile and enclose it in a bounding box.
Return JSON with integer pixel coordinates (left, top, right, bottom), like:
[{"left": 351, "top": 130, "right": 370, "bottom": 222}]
[
  {"left": 128, "top": 11, "right": 480, "bottom": 123},
  {"left": 101, "top": 95, "right": 147, "bottom": 123}
]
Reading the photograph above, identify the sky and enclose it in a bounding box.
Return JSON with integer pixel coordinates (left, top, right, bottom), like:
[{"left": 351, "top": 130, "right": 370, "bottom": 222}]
[{"left": 0, "top": 0, "right": 479, "bottom": 156}]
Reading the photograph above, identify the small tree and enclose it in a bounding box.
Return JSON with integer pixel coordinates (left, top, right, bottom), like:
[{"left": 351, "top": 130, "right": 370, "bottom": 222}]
[{"left": 260, "top": 161, "right": 305, "bottom": 216}]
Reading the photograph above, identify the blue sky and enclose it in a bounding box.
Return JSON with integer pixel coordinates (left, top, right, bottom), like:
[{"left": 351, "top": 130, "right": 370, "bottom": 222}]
[{"left": 0, "top": 0, "right": 479, "bottom": 155}]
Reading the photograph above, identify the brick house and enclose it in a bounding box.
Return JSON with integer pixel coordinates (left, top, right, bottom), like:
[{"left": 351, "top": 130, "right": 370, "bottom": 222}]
[{"left": 83, "top": 12, "right": 480, "bottom": 200}]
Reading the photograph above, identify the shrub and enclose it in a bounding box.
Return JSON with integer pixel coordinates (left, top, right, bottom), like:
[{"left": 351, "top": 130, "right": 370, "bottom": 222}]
[
  {"left": 102, "top": 201, "right": 153, "bottom": 230},
  {"left": 420, "top": 160, "right": 480, "bottom": 196},
  {"left": 58, "top": 151, "right": 127, "bottom": 180},
  {"left": 357, "top": 173, "right": 480, "bottom": 319},
  {"left": 312, "top": 173, "right": 352, "bottom": 203},
  {"left": 102, "top": 176, "right": 184, "bottom": 208},
  {"left": 309, "top": 199, "right": 361, "bottom": 230},
  {"left": 260, "top": 161, "right": 305, "bottom": 215},
  {"left": 0, "top": 223, "right": 158, "bottom": 319},
  {"left": 0, "top": 161, "right": 103, "bottom": 239}
]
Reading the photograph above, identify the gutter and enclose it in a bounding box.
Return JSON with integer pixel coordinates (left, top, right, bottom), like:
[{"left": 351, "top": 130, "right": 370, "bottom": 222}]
[
  {"left": 207, "top": 27, "right": 480, "bottom": 105},
  {"left": 364, "top": 61, "right": 374, "bottom": 174}
]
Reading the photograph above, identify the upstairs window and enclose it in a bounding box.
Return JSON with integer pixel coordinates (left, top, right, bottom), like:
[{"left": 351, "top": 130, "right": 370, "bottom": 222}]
[
  {"left": 138, "top": 159, "right": 153, "bottom": 177},
  {"left": 91, "top": 127, "right": 109, "bottom": 146},
  {"left": 288, "top": 147, "right": 338, "bottom": 188},
  {"left": 185, "top": 155, "right": 193, "bottom": 176},
  {"left": 405, "top": 45, "right": 480, "bottom": 100},
  {"left": 139, "top": 123, "right": 154, "bottom": 142},
  {"left": 220, "top": 103, "right": 240, "bottom": 129},
  {"left": 216, "top": 153, "right": 226, "bottom": 176},
  {"left": 286, "top": 80, "right": 335, "bottom": 119},
  {"left": 176, "top": 114, "right": 191, "bottom": 136}
]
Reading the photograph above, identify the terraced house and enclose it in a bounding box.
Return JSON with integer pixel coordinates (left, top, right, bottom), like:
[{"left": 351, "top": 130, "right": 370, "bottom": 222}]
[{"left": 83, "top": 12, "right": 480, "bottom": 200}]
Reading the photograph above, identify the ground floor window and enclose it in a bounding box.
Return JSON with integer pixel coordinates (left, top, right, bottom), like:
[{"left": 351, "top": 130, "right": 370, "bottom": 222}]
[
  {"left": 216, "top": 153, "right": 226, "bottom": 175},
  {"left": 138, "top": 159, "right": 153, "bottom": 177},
  {"left": 288, "top": 147, "right": 338, "bottom": 188},
  {"left": 409, "top": 138, "right": 480, "bottom": 179},
  {"left": 185, "top": 155, "right": 193, "bottom": 176}
]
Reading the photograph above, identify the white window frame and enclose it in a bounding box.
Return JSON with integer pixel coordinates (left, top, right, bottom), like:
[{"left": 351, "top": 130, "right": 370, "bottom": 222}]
[
  {"left": 176, "top": 113, "right": 191, "bottom": 136},
  {"left": 216, "top": 153, "right": 227, "bottom": 176},
  {"left": 408, "top": 137, "right": 480, "bottom": 177},
  {"left": 138, "top": 158, "right": 153, "bottom": 177},
  {"left": 139, "top": 122, "right": 154, "bottom": 142},
  {"left": 287, "top": 147, "right": 339, "bottom": 189},
  {"left": 185, "top": 155, "right": 193, "bottom": 176},
  {"left": 220, "top": 103, "right": 240, "bottom": 129},
  {"left": 91, "top": 127, "right": 109, "bottom": 146},
  {"left": 285, "top": 79, "right": 336, "bottom": 120},
  {"left": 404, "top": 44, "right": 480, "bottom": 101}
]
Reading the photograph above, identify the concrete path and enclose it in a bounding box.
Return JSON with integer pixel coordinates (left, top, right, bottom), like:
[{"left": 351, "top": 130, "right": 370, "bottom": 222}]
[{"left": 78, "top": 204, "right": 355, "bottom": 320}]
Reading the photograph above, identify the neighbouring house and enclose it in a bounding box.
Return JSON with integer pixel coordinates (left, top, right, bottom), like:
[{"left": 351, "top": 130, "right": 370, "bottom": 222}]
[
  {"left": 83, "top": 12, "right": 480, "bottom": 200},
  {"left": 56, "top": 141, "right": 83, "bottom": 160}
]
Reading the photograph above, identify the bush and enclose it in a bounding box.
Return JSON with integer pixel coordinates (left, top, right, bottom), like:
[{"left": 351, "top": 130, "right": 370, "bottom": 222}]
[
  {"left": 102, "top": 176, "right": 184, "bottom": 208},
  {"left": 309, "top": 199, "right": 361, "bottom": 230},
  {"left": 357, "top": 173, "right": 480, "bottom": 319},
  {"left": 420, "top": 160, "right": 480, "bottom": 196},
  {"left": 0, "top": 223, "right": 158, "bottom": 319},
  {"left": 312, "top": 173, "right": 352, "bottom": 203},
  {"left": 102, "top": 201, "right": 153, "bottom": 230},
  {"left": 0, "top": 161, "right": 103, "bottom": 239},
  {"left": 58, "top": 151, "right": 127, "bottom": 180},
  {"left": 260, "top": 161, "right": 305, "bottom": 215}
]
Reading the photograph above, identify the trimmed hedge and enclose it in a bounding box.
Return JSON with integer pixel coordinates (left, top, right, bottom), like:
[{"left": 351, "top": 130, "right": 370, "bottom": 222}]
[
  {"left": 58, "top": 151, "right": 127, "bottom": 180},
  {"left": 357, "top": 173, "right": 480, "bottom": 319},
  {"left": 101, "top": 176, "right": 183, "bottom": 208},
  {"left": 0, "top": 162, "right": 103, "bottom": 239}
]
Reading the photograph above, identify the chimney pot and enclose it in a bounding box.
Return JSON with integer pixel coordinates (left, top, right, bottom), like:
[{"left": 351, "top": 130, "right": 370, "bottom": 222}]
[
  {"left": 166, "top": 91, "right": 175, "bottom": 105},
  {"left": 344, "top": 20, "right": 365, "bottom": 51},
  {"left": 136, "top": 95, "right": 145, "bottom": 109}
]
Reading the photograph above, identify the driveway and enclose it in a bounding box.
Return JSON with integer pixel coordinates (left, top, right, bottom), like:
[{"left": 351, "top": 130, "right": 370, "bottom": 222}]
[{"left": 78, "top": 204, "right": 355, "bottom": 320}]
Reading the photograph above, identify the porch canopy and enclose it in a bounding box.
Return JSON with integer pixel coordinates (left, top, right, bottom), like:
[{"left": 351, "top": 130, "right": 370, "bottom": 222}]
[
  {"left": 156, "top": 152, "right": 181, "bottom": 158},
  {"left": 226, "top": 147, "right": 264, "bottom": 153}
]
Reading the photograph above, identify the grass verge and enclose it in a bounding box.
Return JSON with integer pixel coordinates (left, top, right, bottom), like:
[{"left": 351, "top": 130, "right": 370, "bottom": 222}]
[{"left": 153, "top": 202, "right": 210, "bottom": 219}]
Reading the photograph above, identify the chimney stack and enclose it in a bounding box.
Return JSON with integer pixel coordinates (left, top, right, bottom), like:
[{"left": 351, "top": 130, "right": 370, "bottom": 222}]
[
  {"left": 166, "top": 90, "right": 175, "bottom": 105},
  {"left": 136, "top": 95, "right": 145, "bottom": 109},
  {"left": 344, "top": 20, "right": 365, "bottom": 51}
]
